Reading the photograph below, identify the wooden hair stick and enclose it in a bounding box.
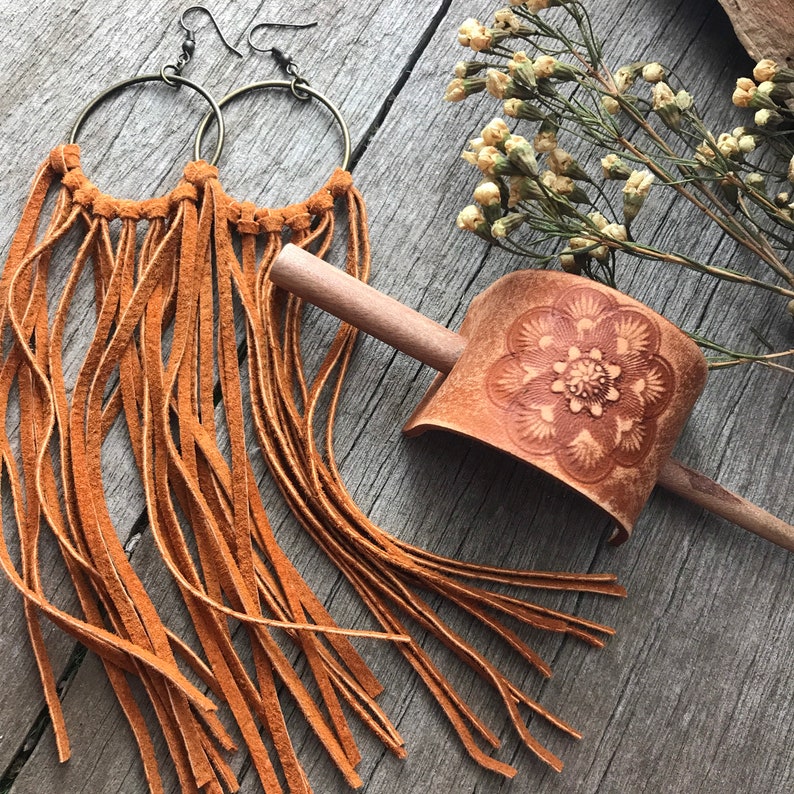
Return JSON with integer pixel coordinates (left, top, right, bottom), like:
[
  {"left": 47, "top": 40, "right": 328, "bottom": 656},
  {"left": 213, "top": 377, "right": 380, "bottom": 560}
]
[{"left": 271, "top": 244, "right": 793, "bottom": 552}]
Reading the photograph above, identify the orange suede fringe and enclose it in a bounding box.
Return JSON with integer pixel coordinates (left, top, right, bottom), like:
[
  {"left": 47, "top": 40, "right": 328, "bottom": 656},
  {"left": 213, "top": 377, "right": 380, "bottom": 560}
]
[{"left": 0, "top": 143, "right": 626, "bottom": 792}]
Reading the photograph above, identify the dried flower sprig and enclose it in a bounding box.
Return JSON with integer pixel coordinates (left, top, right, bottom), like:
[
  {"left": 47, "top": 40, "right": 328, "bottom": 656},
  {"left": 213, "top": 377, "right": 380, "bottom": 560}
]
[{"left": 446, "top": 1, "right": 794, "bottom": 369}]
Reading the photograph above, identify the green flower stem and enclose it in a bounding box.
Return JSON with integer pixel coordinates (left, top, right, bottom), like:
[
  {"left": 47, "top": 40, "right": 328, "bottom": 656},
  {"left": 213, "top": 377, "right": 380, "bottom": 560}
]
[
  {"left": 614, "top": 127, "right": 794, "bottom": 287},
  {"left": 616, "top": 239, "right": 794, "bottom": 297},
  {"left": 626, "top": 118, "right": 792, "bottom": 283},
  {"left": 707, "top": 357, "right": 794, "bottom": 374},
  {"left": 692, "top": 334, "right": 794, "bottom": 372}
]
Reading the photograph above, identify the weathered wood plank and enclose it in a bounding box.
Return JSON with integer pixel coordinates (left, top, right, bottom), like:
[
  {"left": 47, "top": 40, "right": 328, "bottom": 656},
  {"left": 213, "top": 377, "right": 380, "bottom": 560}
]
[{"left": 1, "top": 0, "right": 792, "bottom": 792}]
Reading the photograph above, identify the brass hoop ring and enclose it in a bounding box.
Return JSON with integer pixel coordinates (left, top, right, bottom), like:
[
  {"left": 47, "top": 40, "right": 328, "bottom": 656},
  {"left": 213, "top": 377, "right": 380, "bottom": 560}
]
[
  {"left": 69, "top": 72, "right": 225, "bottom": 166},
  {"left": 193, "top": 79, "right": 350, "bottom": 171}
]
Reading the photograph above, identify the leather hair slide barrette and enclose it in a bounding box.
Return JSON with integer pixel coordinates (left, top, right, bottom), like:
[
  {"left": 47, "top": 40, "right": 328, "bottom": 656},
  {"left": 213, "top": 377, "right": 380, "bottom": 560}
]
[{"left": 270, "top": 243, "right": 794, "bottom": 551}]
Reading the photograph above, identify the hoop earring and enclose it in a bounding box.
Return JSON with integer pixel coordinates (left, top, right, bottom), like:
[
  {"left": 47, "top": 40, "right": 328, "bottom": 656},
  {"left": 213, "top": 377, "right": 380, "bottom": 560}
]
[
  {"left": 0, "top": 12, "right": 254, "bottom": 794},
  {"left": 187, "top": 38, "right": 626, "bottom": 786},
  {"left": 187, "top": 48, "right": 399, "bottom": 793}
]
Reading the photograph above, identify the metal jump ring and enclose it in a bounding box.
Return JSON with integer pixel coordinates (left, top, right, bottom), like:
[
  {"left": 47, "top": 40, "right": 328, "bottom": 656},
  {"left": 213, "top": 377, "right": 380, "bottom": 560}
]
[
  {"left": 290, "top": 76, "right": 312, "bottom": 101},
  {"left": 69, "top": 72, "right": 225, "bottom": 166},
  {"left": 193, "top": 79, "right": 350, "bottom": 171}
]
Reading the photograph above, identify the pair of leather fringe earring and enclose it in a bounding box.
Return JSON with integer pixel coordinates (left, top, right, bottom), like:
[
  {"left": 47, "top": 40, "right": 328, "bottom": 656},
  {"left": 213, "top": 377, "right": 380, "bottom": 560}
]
[{"left": 0, "top": 19, "right": 625, "bottom": 794}]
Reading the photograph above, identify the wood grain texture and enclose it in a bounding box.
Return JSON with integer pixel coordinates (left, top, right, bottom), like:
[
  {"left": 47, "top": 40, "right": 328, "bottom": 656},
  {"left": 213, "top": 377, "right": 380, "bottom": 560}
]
[{"left": 1, "top": 1, "right": 792, "bottom": 794}]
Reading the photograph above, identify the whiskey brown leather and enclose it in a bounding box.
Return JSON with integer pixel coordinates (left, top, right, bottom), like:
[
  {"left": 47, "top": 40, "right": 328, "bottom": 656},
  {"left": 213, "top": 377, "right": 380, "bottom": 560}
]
[
  {"left": 404, "top": 270, "right": 709, "bottom": 541},
  {"left": 0, "top": 144, "right": 627, "bottom": 791}
]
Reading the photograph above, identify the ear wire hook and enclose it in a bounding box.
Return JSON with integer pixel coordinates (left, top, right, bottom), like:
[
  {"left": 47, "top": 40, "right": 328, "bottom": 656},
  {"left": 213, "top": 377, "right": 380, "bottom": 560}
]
[
  {"left": 247, "top": 21, "right": 318, "bottom": 56},
  {"left": 181, "top": 6, "right": 244, "bottom": 58},
  {"left": 162, "top": 6, "right": 243, "bottom": 83},
  {"left": 247, "top": 21, "right": 318, "bottom": 98}
]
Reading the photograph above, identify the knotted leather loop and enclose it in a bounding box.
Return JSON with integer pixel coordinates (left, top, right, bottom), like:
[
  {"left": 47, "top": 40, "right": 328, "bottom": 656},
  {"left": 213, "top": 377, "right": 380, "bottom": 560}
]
[
  {"left": 236, "top": 201, "right": 260, "bottom": 235},
  {"left": 170, "top": 183, "right": 199, "bottom": 205},
  {"left": 257, "top": 211, "right": 284, "bottom": 234},
  {"left": 139, "top": 196, "right": 171, "bottom": 220},
  {"left": 284, "top": 211, "right": 312, "bottom": 232},
  {"left": 91, "top": 194, "right": 121, "bottom": 219},
  {"left": 183, "top": 160, "right": 219, "bottom": 187},
  {"left": 49, "top": 143, "right": 81, "bottom": 174}
]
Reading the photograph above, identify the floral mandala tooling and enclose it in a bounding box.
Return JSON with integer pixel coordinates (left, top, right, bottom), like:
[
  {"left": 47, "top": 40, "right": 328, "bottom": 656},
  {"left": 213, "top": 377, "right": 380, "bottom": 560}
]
[{"left": 486, "top": 286, "right": 674, "bottom": 483}]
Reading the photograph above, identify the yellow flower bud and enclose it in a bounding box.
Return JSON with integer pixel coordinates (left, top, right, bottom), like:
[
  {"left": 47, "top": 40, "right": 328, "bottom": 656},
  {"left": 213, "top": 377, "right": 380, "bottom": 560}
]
[
  {"left": 552, "top": 175, "right": 575, "bottom": 196},
  {"left": 559, "top": 248, "right": 580, "bottom": 273},
  {"left": 486, "top": 69, "right": 510, "bottom": 99},
  {"left": 491, "top": 212, "right": 525, "bottom": 238},
  {"left": 652, "top": 82, "right": 681, "bottom": 129},
  {"left": 445, "top": 77, "right": 486, "bottom": 102},
  {"left": 642, "top": 62, "right": 665, "bottom": 83},
  {"left": 454, "top": 61, "right": 487, "bottom": 78},
  {"left": 444, "top": 79, "right": 467, "bottom": 102},
  {"left": 456, "top": 204, "right": 486, "bottom": 231},
  {"left": 753, "top": 108, "right": 781, "bottom": 127},
  {"left": 602, "top": 223, "right": 627, "bottom": 241},
  {"left": 540, "top": 170, "right": 557, "bottom": 189},
  {"left": 533, "top": 130, "right": 557, "bottom": 152},
  {"left": 504, "top": 99, "right": 546, "bottom": 120},
  {"left": 732, "top": 77, "right": 756, "bottom": 108},
  {"left": 695, "top": 138, "right": 717, "bottom": 166},
  {"left": 548, "top": 148, "right": 573, "bottom": 176},
  {"left": 481, "top": 118, "right": 511, "bottom": 146},
  {"left": 473, "top": 181, "right": 502, "bottom": 206},
  {"left": 458, "top": 19, "right": 485, "bottom": 47},
  {"left": 737, "top": 135, "right": 756, "bottom": 154},
  {"left": 457, "top": 19, "right": 505, "bottom": 52},
  {"left": 614, "top": 66, "right": 635, "bottom": 93},
  {"left": 591, "top": 244, "right": 609, "bottom": 261},
  {"left": 625, "top": 170, "right": 654, "bottom": 196},
  {"left": 716, "top": 133, "right": 740, "bottom": 159},
  {"left": 507, "top": 175, "right": 544, "bottom": 207},
  {"left": 504, "top": 136, "right": 539, "bottom": 177},
  {"left": 507, "top": 51, "right": 531, "bottom": 75},
  {"left": 675, "top": 90, "right": 693, "bottom": 110},
  {"left": 494, "top": 9, "right": 521, "bottom": 32},
  {"left": 533, "top": 55, "right": 556, "bottom": 79},
  {"left": 476, "top": 145, "right": 502, "bottom": 174},
  {"left": 622, "top": 170, "right": 654, "bottom": 222},
  {"left": 601, "top": 154, "right": 632, "bottom": 180},
  {"left": 652, "top": 82, "right": 675, "bottom": 107},
  {"left": 753, "top": 59, "right": 778, "bottom": 82},
  {"left": 549, "top": 148, "right": 590, "bottom": 181},
  {"left": 587, "top": 211, "right": 609, "bottom": 230},
  {"left": 745, "top": 172, "right": 765, "bottom": 192},
  {"left": 602, "top": 95, "right": 621, "bottom": 115}
]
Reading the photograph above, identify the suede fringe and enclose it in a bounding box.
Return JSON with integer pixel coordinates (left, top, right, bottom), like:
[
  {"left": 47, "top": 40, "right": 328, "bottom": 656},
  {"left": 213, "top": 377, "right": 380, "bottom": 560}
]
[{"left": 0, "top": 144, "right": 625, "bottom": 792}]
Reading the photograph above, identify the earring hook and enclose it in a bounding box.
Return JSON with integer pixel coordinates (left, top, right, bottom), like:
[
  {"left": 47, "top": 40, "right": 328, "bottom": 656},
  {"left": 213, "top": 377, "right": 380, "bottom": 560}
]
[
  {"left": 163, "top": 6, "right": 243, "bottom": 84},
  {"left": 247, "top": 21, "right": 318, "bottom": 55},
  {"left": 247, "top": 21, "right": 318, "bottom": 88},
  {"left": 180, "top": 6, "right": 244, "bottom": 59}
]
